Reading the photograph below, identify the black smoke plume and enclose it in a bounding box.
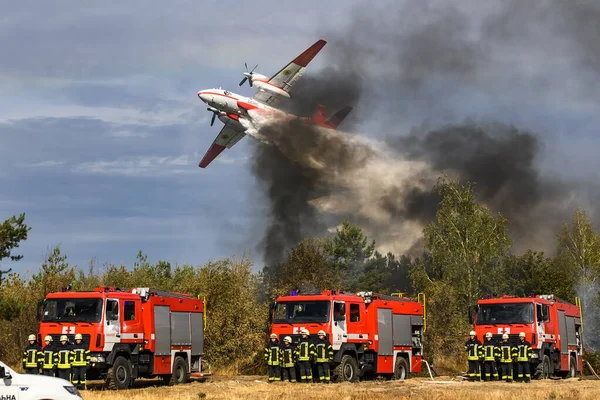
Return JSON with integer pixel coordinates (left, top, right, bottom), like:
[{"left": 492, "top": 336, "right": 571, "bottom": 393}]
[{"left": 251, "top": 1, "right": 600, "bottom": 266}]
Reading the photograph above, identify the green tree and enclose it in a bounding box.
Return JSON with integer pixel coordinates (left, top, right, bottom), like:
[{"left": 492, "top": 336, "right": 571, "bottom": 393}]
[
  {"left": 0, "top": 213, "right": 31, "bottom": 283},
  {"left": 420, "top": 179, "right": 511, "bottom": 318},
  {"left": 130, "top": 251, "right": 174, "bottom": 290},
  {"left": 556, "top": 208, "right": 600, "bottom": 283},
  {"left": 323, "top": 221, "right": 376, "bottom": 291},
  {"left": 32, "top": 246, "right": 76, "bottom": 296},
  {"left": 495, "top": 251, "right": 576, "bottom": 301}
]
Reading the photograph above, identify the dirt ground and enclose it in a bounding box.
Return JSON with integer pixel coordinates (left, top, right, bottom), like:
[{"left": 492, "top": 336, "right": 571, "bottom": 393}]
[{"left": 82, "top": 376, "right": 600, "bottom": 400}]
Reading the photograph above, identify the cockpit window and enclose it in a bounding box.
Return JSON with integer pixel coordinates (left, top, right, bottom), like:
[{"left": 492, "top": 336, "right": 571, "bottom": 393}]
[{"left": 224, "top": 90, "right": 231, "bottom": 95}]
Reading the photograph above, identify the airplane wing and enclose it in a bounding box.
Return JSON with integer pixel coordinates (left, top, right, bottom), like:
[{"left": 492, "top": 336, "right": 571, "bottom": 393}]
[
  {"left": 252, "top": 39, "right": 327, "bottom": 106},
  {"left": 198, "top": 122, "right": 245, "bottom": 168}
]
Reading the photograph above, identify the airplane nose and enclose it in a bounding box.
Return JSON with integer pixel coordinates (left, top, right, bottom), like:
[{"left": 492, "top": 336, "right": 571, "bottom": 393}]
[{"left": 198, "top": 92, "right": 208, "bottom": 103}]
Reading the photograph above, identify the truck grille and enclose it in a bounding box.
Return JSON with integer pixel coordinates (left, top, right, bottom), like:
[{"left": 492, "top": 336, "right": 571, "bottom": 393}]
[{"left": 50, "top": 333, "right": 91, "bottom": 346}]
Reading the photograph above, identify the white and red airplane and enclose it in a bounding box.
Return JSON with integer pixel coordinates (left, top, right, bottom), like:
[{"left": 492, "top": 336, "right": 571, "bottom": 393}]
[{"left": 196, "top": 39, "right": 352, "bottom": 168}]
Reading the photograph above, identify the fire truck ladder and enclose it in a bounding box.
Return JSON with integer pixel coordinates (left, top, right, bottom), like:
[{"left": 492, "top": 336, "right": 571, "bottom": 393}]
[
  {"left": 575, "top": 296, "right": 583, "bottom": 334},
  {"left": 133, "top": 287, "right": 195, "bottom": 300}
]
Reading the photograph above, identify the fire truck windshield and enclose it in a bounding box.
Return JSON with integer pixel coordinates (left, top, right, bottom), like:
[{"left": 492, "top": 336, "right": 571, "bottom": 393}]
[
  {"left": 273, "top": 301, "right": 331, "bottom": 324},
  {"left": 42, "top": 298, "right": 103, "bottom": 323},
  {"left": 476, "top": 303, "right": 534, "bottom": 325}
]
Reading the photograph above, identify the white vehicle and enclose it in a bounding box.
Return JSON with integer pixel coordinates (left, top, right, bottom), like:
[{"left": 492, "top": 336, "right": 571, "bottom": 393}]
[{"left": 0, "top": 361, "right": 82, "bottom": 400}]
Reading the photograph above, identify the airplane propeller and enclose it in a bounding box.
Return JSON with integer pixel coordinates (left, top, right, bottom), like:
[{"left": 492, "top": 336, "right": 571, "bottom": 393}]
[
  {"left": 239, "top": 63, "right": 258, "bottom": 87},
  {"left": 207, "top": 107, "right": 220, "bottom": 126}
]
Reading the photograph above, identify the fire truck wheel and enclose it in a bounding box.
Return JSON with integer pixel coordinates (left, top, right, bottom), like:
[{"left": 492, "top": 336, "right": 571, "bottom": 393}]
[
  {"left": 334, "top": 354, "right": 359, "bottom": 382},
  {"left": 393, "top": 357, "right": 410, "bottom": 380},
  {"left": 107, "top": 356, "right": 132, "bottom": 390},
  {"left": 163, "top": 356, "right": 190, "bottom": 386},
  {"left": 535, "top": 354, "right": 551, "bottom": 379}
]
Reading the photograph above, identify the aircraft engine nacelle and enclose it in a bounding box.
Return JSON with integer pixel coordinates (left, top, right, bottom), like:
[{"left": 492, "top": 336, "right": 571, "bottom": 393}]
[
  {"left": 218, "top": 113, "right": 240, "bottom": 124},
  {"left": 252, "top": 80, "right": 291, "bottom": 99},
  {"left": 250, "top": 73, "right": 268, "bottom": 82}
]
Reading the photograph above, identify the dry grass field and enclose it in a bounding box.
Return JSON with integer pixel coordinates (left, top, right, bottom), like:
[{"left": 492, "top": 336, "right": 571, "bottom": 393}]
[{"left": 82, "top": 376, "right": 600, "bottom": 400}]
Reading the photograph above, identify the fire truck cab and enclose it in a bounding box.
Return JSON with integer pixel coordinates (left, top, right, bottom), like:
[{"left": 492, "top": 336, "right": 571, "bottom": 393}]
[
  {"left": 271, "top": 290, "right": 425, "bottom": 382},
  {"left": 473, "top": 294, "right": 582, "bottom": 379},
  {"left": 38, "top": 287, "right": 209, "bottom": 389}
]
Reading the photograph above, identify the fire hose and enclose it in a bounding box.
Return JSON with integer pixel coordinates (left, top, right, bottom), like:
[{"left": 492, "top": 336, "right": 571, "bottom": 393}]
[{"left": 584, "top": 359, "right": 600, "bottom": 380}]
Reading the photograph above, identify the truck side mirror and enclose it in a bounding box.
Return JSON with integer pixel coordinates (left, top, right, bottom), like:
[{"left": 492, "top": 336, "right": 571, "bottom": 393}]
[
  {"left": 37, "top": 300, "right": 44, "bottom": 321},
  {"left": 0, "top": 366, "right": 10, "bottom": 380},
  {"left": 268, "top": 302, "right": 276, "bottom": 324}
]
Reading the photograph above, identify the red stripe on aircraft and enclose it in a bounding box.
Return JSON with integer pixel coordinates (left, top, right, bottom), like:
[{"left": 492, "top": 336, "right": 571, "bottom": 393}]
[
  {"left": 199, "top": 143, "right": 226, "bottom": 168},
  {"left": 293, "top": 39, "right": 327, "bottom": 67}
]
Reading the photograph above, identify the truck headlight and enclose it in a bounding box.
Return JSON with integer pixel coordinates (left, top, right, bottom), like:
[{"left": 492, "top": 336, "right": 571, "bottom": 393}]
[
  {"left": 64, "top": 385, "right": 80, "bottom": 396},
  {"left": 531, "top": 353, "right": 538, "bottom": 359},
  {"left": 90, "top": 355, "right": 106, "bottom": 363}
]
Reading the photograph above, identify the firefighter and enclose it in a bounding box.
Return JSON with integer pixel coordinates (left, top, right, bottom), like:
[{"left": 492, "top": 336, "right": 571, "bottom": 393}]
[
  {"left": 515, "top": 332, "right": 532, "bottom": 383},
  {"left": 41, "top": 335, "right": 57, "bottom": 376},
  {"left": 280, "top": 336, "right": 297, "bottom": 383},
  {"left": 297, "top": 328, "right": 315, "bottom": 383},
  {"left": 497, "top": 333, "right": 517, "bottom": 382},
  {"left": 264, "top": 333, "right": 281, "bottom": 383},
  {"left": 70, "top": 333, "right": 90, "bottom": 390},
  {"left": 314, "top": 330, "right": 333, "bottom": 383},
  {"left": 55, "top": 334, "right": 72, "bottom": 381},
  {"left": 482, "top": 332, "right": 498, "bottom": 381},
  {"left": 464, "top": 331, "right": 482, "bottom": 381},
  {"left": 22, "top": 334, "right": 42, "bottom": 375}
]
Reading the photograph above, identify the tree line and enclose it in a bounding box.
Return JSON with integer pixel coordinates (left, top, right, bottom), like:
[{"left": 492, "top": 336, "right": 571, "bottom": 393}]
[{"left": 1, "top": 178, "right": 599, "bottom": 374}]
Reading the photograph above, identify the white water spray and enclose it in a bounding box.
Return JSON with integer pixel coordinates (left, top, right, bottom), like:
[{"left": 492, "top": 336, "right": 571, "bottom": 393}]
[{"left": 247, "top": 109, "right": 442, "bottom": 256}]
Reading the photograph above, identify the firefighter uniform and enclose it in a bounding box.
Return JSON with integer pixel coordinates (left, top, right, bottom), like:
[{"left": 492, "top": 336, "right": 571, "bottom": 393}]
[
  {"left": 497, "top": 334, "right": 517, "bottom": 382},
  {"left": 280, "top": 336, "right": 297, "bottom": 383},
  {"left": 41, "top": 335, "right": 57, "bottom": 376},
  {"left": 464, "top": 331, "right": 482, "bottom": 381},
  {"left": 515, "top": 332, "right": 533, "bottom": 383},
  {"left": 482, "top": 332, "right": 499, "bottom": 381},
  {"left": 297, "top": 329, "right": 315, "bottom": 383},
  {"left": 70, "top": 334, "right": 90, "bottom": 390},
  {"left": 22, "top": 334, "right": 42, "bottom": 375},
  {"left": 314, "top": 330, "right": 334, "bottom": 383},
  {"left": 56, "top": 335, "right": 72, "bottom": 381},
  {"left": 264, "top": 334, "right": 281, "bottom": 382}
]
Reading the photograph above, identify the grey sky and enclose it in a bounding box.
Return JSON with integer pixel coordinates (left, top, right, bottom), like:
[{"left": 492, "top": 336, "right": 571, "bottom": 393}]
[{"left": 1, "top": 0, "right": 599, "bottom": 275}]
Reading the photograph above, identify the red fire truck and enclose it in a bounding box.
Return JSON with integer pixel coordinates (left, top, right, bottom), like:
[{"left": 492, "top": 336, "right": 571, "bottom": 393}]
[
  {"left": 38, "top": 286, "right": 209, "bottom": 389},
  {"left": 473, "top": 294, "right": 583, "bottom": 379},
  {"left": 270, "top": 290, "right": 425, "bottom": 382}
]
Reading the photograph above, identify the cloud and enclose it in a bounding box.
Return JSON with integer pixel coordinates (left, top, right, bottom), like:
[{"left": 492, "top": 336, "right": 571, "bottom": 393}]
[
  {"left": 27, "top": 160, "right": 66, "bottom": 168},
  {"left": 74, "top": 154, "right": 196, "bottom": 177}
]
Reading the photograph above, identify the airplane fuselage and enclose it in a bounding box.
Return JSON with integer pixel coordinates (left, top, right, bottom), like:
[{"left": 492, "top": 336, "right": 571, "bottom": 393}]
[
  {"left": 198, "top": 88, "right": 277, "bottom": 125},
  {"left": 197, "top": 88, "right": 317, "bottom": 130}
]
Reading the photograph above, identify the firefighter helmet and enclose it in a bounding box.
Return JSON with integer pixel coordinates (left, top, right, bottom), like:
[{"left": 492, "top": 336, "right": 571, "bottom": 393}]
[
  {"left": 469, "top": 331, "right": 476, "bottom": 336},
  {"left": 318, "top": 330, "right": 326, "bottom": 336},
  {"left": 519, "top": 332, "right": 526, "bottom": 338},
  {"left": 485, "top": 332, "right": 492, "bottom": 338},
  {"left": 502, "top": 333, "right": 509, "bottom": 340},
  {"left": 60, "top": 335, "right": 68, "bottom": 342},
  {"left": 75, "top": 333, "right": 83, "bottom": 340},
  {"left": 270, "top": 333, "right": 277, "bottom": 339},
  {"left": 301, "top": 328, "right": 310, "bottom": 335},
  {"left": 28, "top": 334, "right": 36, "bottom": 341},
  {"left": 44, "top": 335, "right": 52, "bottom": 342},
  {"left": 283, "top": 336, "right": 292, "bottom": 343}
]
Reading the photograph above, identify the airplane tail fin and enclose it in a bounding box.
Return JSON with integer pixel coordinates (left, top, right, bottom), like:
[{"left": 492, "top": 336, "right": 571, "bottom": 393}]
[
  {"left": 311, "top": 104, "right": 328, "bottom": 126},
  {"left": 311, "top": 105, "right": 352, "bottom": 130},
  {"left": 325, "top": 105, "right": 353, "bottom": 130}
]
